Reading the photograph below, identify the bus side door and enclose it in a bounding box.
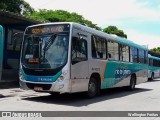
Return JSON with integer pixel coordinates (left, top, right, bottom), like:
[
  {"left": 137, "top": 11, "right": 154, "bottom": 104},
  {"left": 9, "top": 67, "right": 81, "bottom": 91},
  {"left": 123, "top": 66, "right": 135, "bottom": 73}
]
[{"left": 70, "top": 28, "right": 89, "bottom": 92}]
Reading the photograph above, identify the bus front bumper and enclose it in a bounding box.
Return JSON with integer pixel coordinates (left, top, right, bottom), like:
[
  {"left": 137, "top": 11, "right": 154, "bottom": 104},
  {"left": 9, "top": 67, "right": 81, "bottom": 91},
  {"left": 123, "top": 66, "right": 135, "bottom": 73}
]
[{"left": 19, "top": 79, "right": 70, "bottom": 93}]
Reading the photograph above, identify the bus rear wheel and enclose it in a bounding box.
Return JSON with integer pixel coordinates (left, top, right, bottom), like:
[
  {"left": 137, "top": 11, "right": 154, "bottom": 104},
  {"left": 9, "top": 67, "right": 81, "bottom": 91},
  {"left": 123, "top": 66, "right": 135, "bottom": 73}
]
[
  {"left": 127, "top": 75, "right": 136, "bottom": 91},
  {"left": 151, "top": 73, "right": 154, "bottom": 81},
  {"left": 85, "top": 77, "right": 98, "bottom": 98}
]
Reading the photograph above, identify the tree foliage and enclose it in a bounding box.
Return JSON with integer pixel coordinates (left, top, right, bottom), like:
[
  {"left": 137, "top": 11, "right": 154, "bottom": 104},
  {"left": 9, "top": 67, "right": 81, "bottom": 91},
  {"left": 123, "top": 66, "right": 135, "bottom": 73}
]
[
  {"left": 27, "top": 9, "right": 101, "bottom": 30},
  {"left": 0, "top": 0, "right": 128, "bottom": 37},
  {"left": 103, "top": 26, "right": 127, "bottom": 38},
  {"left": 150, "top": 47, "right": 160, "bottom": 53},
  {"left": 0, "top": 0, "right": 34, "bottom": 14}
]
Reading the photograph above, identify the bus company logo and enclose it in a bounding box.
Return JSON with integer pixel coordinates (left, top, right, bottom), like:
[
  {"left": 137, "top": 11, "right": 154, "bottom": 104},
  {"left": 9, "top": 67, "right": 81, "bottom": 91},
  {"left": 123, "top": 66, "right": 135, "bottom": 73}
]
[
  {"left": 115, "top": 69, "right": 131, "bottom": 75},
  {"left": 37, "top": 77, "right": 52, "bottom": 82},
  {"left": 2, "top": 112, "right": 11, "bottom": 117},
  {"left": 1, "top": 112, "right": 42, "bottom": 118}
]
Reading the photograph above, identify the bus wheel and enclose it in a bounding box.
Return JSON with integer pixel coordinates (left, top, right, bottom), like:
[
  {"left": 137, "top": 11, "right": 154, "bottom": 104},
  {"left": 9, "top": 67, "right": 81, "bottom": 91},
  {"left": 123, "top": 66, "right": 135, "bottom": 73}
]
[
  {"left": 151, "top": 73, "right": 154, "bottom": 81},
  {"left": 128, "top": 75, "right": 136, "bottom": 91},
  {"left": 85, "top": 77, "right": 98, "bottom": 98}
]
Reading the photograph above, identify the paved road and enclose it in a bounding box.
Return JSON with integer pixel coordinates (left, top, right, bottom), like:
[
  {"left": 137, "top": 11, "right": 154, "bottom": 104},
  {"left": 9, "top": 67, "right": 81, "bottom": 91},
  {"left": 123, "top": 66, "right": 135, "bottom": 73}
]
[{"left": 0, "top": 79, "right": 160, "bottom": 119}]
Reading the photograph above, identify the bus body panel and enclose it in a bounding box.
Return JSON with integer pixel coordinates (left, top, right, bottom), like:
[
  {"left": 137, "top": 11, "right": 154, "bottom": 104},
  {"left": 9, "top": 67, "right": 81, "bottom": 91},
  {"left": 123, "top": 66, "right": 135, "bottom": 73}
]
[
  {"left": 88, "top": 59, "right": 108, "bottom": 88},
  {"left": 90, "top": 60, "right": 148, "bottom": 89}
]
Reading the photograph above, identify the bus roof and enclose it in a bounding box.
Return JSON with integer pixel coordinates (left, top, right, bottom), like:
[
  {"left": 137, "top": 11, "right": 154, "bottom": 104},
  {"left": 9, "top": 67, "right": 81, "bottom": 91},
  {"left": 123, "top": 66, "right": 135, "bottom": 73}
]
[
  {"left": 26, "top": 22, "right": 148, "bottom": 50},
  {"left": 116, "top": 37, "right": 148, "bottom": 50},
  {"left": 148, "top": 54, "right": 160, "bottom": 60}
]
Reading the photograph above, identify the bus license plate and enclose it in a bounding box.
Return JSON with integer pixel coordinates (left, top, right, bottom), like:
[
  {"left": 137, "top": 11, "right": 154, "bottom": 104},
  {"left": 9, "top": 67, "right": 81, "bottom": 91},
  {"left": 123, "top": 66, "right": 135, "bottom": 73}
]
[{"left": 34, "top": 86, "right": 43, "bottom": 91}]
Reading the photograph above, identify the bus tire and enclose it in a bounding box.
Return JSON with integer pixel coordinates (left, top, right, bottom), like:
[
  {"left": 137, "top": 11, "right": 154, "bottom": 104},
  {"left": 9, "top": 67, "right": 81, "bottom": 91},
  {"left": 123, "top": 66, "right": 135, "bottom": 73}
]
[
  {"left": 151, "top": 73, "right": 154, "bottom": 81},
  {"left": 127, "top": 75, "right": 136, "bottom": 91},
  {"left": 85, "top": 77, "right": 98, "bottom": 98}
]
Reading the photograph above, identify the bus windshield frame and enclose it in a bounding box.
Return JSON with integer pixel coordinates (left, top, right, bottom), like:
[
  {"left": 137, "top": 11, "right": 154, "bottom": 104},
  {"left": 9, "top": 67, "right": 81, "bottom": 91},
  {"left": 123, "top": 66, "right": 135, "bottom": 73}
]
[{"left": 21, "top": 24, "right": 70, "bottom": 71}]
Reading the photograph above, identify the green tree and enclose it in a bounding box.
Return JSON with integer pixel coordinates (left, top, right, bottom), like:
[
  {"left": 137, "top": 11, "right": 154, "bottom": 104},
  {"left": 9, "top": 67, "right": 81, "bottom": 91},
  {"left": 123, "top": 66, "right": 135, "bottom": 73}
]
[
  {"left": 150, "top": 47, "right": 160, "bottom": 53},
  {"left": 27, "top": 9, "right": 101, "bottom": 30},
  {"left": 0, "top": 0, "right": 34, "bottom": 15},
  {"left": 103, "top": 26, "right": 127, "bottom": 38}
]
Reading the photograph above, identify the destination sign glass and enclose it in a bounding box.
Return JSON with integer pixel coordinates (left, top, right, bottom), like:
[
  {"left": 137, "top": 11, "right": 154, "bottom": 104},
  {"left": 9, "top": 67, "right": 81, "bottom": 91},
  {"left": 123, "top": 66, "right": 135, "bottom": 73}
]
[{"left": 25, "top": 24, "right": 70, "bottom": 34}]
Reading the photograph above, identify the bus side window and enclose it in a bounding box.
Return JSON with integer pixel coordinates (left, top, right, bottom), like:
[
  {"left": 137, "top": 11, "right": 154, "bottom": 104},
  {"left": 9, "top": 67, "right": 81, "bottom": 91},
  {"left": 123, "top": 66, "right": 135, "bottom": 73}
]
[
  {"left": 144, "top": 51, "right": 147, "bottom": 64},
  {"left": 119, "top": 44, "right": 129, "bottom": 62},
  {"left": 130, "top": 47, "right": 138, "bottom": 63},
  {"left": 71, "top": 37, "right": 88, "bottom": 64},
  {"left": 139, "top": 49, "right": 145, "bottom": 64},
  {"left": 91, "top": 36, "right": 97, "bottom": 58},
  {"left": 107, "top": 40, "right": 118, "bottom": 60},
  {"left": 91, "top": 35, "right": 106, "bottom": 59}
]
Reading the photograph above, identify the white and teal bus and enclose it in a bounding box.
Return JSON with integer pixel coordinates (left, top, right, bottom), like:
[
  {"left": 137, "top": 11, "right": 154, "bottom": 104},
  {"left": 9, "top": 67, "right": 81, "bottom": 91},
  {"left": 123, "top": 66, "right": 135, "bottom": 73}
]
[
  {"left": 148, "top": 54, "right": 160, "bottom": 80},
  {"left": 19, "top": 22, "right": 148, "bottom": 98}
]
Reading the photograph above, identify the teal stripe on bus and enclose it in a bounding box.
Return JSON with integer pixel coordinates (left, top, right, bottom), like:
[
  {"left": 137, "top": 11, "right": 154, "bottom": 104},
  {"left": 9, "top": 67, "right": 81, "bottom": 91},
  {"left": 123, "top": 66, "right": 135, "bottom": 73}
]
[
  {"left": 101, "top": 60, "right": 148, "bottom": 89},
  {"left": 22, "top": 68, "right": 62, "bottom": 83}
]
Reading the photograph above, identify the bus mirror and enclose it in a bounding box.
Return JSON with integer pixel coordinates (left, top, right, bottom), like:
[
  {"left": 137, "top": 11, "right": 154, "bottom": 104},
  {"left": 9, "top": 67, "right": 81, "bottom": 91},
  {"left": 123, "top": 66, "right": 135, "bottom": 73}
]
[{"left": 13, "top": 32, "right": 24, "bottom": 51}]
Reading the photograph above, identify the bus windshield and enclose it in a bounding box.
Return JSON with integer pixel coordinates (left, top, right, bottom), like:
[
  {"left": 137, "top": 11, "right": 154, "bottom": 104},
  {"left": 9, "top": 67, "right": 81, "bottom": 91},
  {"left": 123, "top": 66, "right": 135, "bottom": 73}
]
[{"left": 21, "top": 33, "right": 69, "bottom": 69}]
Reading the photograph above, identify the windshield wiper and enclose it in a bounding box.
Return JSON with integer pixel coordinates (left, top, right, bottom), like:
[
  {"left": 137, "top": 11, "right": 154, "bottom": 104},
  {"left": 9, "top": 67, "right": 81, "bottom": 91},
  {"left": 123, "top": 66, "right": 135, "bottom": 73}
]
[
  {"left": 43, "top": 34, "right": 57, "bottom": 51},
  {"left": 42, "top": 34, "right": 57, "bottom": 63}
]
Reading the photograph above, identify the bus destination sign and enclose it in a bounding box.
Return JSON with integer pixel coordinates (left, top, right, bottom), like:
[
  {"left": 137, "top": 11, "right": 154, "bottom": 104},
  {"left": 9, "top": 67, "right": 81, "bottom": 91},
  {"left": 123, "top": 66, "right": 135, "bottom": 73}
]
[{"left": 26, "top": 24, "right": 70, "bottom": 34}]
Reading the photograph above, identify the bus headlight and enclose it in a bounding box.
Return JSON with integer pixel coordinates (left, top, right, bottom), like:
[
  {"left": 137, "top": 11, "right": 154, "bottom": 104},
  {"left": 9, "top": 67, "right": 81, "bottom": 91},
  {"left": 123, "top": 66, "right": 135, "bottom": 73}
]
[{"left": 57, "top": 70, "right": 68, "bottom": 82}]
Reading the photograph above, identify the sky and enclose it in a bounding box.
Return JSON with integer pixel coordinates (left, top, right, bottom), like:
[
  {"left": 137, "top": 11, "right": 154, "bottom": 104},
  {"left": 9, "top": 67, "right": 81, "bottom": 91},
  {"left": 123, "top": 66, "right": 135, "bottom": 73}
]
[{"left": 24, "top": 0, "right": 160, "bottom": 49}]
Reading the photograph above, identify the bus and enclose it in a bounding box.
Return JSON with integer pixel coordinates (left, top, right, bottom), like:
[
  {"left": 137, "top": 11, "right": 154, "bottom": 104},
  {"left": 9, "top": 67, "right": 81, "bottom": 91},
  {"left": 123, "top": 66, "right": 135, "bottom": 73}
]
[
  {"left": 0, "top": 25, "right": 4, "bottom": 80},
  {"left": 19, "top": 22, "right": 148, "bottom": 98},
  {"left": 148, "top": 54, "right": 160, "bottom": 80}
]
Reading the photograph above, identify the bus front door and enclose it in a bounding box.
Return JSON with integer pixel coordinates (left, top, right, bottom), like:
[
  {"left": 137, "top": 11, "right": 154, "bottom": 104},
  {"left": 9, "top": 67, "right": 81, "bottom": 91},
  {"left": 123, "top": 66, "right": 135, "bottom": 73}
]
[{"left": 70, "top": 29, "right": 89, "bottom": 92}]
